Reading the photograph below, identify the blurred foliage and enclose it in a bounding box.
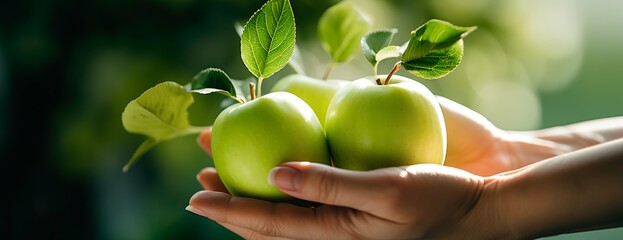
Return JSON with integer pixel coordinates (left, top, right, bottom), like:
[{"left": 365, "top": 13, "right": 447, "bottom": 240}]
[{"left": 2, "top": 0, "right": 622, "bottom": 239}]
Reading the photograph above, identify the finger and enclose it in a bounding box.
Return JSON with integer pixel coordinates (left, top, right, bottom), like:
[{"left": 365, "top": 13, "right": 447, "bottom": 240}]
[
  {"left": 269, "top": 162, "right": 407, "bottom": 219},
  {"left": 189, "top": 201, "right": 287, "bottom": 239},
  {"left": 219, "top": 223, "right": 294, "bottom": 240},
  {"left": 187, "top": 190, "right": 363, "bottom": 239},
  {"left": 197, "top": 167, "right": 229, "bottom": 193},
  {"left": 197, "top": 127, "right": 213, "bottom": 157},
  {"left": 187, "top": 206, "right": 256, "bottom": 238}
]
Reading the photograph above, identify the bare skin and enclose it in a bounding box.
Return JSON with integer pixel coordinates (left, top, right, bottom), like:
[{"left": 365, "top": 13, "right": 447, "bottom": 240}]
[
  {"left": 436, "top": 97, "right": 623, "bottom": 176},
  {"left": 188, "top": 97, "right": 623, "bottom": 239}
]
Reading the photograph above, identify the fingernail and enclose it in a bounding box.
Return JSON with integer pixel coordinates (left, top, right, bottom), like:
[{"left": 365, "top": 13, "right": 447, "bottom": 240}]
[
  {"left": 185, "top": 205, "right": 207, "bottom": 218},
  {"left": 268, "top": 166, "right": 301, "bottom": 191}
]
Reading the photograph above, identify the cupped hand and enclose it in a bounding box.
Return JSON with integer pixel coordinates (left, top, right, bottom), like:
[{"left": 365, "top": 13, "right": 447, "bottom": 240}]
[
  {"left": 190, "top": 98, "right": 516, "bottom": 239},
  {"left": 188, "top": 163, "right": 492, "bottom": 239},
  {"left": 437, "top": 97, "right": 567, "bottom": 176},
  {"left": 436, "top": 96, "right": 515, "bottom": 176}
]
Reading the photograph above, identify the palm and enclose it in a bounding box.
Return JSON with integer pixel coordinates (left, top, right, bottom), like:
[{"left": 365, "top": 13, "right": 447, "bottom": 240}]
[{"left": 437, "top": 97, "right": 513, "bottom": 176}]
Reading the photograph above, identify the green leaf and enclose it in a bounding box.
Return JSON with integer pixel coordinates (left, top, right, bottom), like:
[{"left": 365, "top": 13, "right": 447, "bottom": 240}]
[
  {"left": 402, "top": 40, "right": 464, "bottom": 79},
  {"left": 361, "top": 29, "right": 398, "bottom": 66},
  {"left": 375, "top": 45, "right": 402, "bottom": 64},
  {"left": 318, "top": 1, "right": 370, "bottom": 63},
  {"left": 123, "top": 82, "right": 193, "bottom": 140},
  {"left": 235, "top": 21, "right": 304, "bottom": 76},
  {"left": 240, "top": 0, "right": 296, "bottom": 79},
  {"left": 402, "top": 19, "right": 476, "bottom": 62},
  {"left": 122, "top": 138, "right": 157, "bottom": 173},
  {"left": 188, "top": 68, "right": 237, "bottom": 97},
  {"left": 187, "top": 68, "right": 243, "bottom": 103},
  {"left": 121, "top": 81, "right": 203, "bottom": 172}
]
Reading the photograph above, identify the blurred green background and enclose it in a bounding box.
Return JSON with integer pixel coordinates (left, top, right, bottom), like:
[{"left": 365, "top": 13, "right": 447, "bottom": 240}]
[{"left": 3, "top": 0, "right": 622, "bottom": 239}]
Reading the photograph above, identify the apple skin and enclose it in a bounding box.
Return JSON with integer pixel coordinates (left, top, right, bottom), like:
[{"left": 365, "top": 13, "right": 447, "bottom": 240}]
[
  {"left": 271, "top": 74, "right": 349, "bottom": 126},
  {"left": 325, "top": 75, "right": 447, "bottom": 171},
  {"left": 211, "top": 91, "right": 331, "bottom": 204}
]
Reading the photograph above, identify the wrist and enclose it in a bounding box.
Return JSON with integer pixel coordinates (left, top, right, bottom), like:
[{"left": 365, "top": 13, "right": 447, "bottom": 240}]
[
  {"left": 429, "top": 172, "right": 516, "bottom": 239},
  {"left": 453, "top": 175, "right": 516, "bottom": 239}
]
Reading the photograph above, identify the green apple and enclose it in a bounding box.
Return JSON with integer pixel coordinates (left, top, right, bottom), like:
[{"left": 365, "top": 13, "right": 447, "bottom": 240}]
[
  {"left": 325, "top": 75, "right": 447, "bottom": 171},
  {"left": 271, "top": 74, "right": 349, "bottom": 126},
  {"left": 211, "top": 91, "right": 331, "bottom": 204}
]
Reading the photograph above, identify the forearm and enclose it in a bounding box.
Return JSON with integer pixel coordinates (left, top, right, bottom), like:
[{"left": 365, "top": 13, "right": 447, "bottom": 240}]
[
  {"left": 485, "top": 138, "right": 623, "bottom": 239},
  {"left": 519, "top": 116, "right": 623, "bottom": 150},
  {"left": 500, "top": 116, "right": 623, "bottom": 172}
]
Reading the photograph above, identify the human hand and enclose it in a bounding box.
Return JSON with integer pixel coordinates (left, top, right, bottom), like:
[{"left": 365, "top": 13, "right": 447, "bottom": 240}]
[
  {"left": 437, "top": 96, "right": 510, "bottom": 175},
  {"left": 192, "top": 103, "right": 623, "bottom": 239},
  {"left": 437, "top": 96, "right": 572, "bottom": 176},
  {"left": 193, "top": 126, "right": 497, "bottom": 238},
  {"left": 187, "top": 162, "right": 494, "bottom": 239},
  {"left": 191, "top": 131, "right": 623, "bottom": 240},
  {"left": 439, "top": 97, "right": 623, "bottom": 176}
]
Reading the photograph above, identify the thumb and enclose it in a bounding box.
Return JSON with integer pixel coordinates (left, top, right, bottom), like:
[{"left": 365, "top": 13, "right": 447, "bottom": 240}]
[
  {"left": 269, "top": 162, "right": 404, "bottom": 218},
  {"left": 197, "top": 127, "right": 213, "bottom": 157}
]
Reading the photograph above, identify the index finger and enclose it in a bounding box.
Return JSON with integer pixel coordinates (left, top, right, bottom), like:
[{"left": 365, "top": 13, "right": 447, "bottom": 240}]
[
  {"left": 197, "top": 167, "right": 229, "bottom": 193},
  {"left": 197, "top": 127, "right": 213, "bottom": 157}
]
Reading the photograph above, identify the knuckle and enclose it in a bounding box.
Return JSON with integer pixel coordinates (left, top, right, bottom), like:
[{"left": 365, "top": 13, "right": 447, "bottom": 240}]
[
  {"left": 213, "top": 195, "right": 234, "bottom": 224},
  {"left": 337, "top": 209, "right": 368, "bottom": 240},
  {"left": 252, "top": 206, "right": 282, "bottom": 237},
  {"left": 315, "top": 168, "right": 340, "bottom": 204},
  {"left": 255, "top": 221, "right": 280, "bottom": 237},
  {"left": 316, "top": 207, "right": 365, "bottom": 240},
  {"left": 378, "top": 168, "right": 410, "bottom": 209}
]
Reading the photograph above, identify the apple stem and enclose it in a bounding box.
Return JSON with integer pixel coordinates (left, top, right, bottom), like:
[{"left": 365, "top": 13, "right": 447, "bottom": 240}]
[
  {"left": 322, "top": 62, "right": 336, "bottom": 80},
  {"left": 383, "top": 61, "right": 402, "bottom": 85},
  {"left": 249, "top": 82, "right": 256, "bottom": 100}
]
